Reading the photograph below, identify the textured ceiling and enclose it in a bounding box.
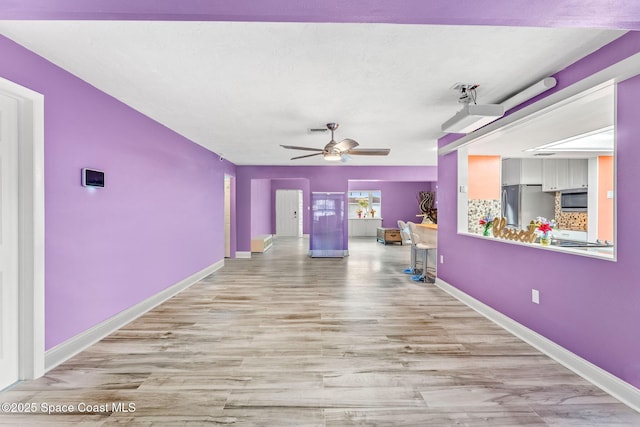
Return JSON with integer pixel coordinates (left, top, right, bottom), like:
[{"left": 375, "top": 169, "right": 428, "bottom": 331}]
[{"left": 0, "top": 20, "right": 624, "bottom": 165}]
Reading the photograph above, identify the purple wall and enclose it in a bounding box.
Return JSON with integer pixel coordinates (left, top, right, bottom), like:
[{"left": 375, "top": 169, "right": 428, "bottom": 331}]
[
  {"left": 0, "top": 35, "right": 236, "bottom": 350},
  {"left": 236, "top": 166, "right": 437, "bottom": 251},
  {"left": 438, "top": 33, "right": 640, "bottom": 388},
  {"left": 250, "top": 179, "right": 272, "bottom": 237},
  {"left": 267, "top": 179, "right": 433, "bottom": 236},
  {"left": 4, "top": 0, "right": 639, "bottom": 388},
  {"left": 348, "top": 181, "right": 435, "bottom": 227}
]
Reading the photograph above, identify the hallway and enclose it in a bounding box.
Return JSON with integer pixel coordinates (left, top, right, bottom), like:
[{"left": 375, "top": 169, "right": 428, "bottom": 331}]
[{"left": 1, "top": 237, "right": 638, "bottom": 425}]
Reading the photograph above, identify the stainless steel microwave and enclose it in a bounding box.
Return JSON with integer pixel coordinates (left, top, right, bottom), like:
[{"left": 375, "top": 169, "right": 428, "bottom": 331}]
[{"left": 561, "top": 191, "right": 588, "bottom": 212}]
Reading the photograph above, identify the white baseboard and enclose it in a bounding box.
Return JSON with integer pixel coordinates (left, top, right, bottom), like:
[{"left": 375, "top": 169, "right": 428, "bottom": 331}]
[
  {"left": 45, "top": 260, "right": 224, "bottom": 372},
  {"left": 235, "top": 251, "right": 251, "bottom": 259},
  {"left": 435, "top": 278, "right": 640, "bottom": 413}
]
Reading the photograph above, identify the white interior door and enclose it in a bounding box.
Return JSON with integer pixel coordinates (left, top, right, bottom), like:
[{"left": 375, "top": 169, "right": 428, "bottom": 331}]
[
  {"left": 276, "top": 189, "right": 302, "bottom": 237},
  {"left": 0, "top": 93, "right": 19, "bottom": 390}
]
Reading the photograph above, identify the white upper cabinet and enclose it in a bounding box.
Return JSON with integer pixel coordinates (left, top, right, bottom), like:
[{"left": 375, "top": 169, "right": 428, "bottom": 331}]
[
  {"left": 542, "top": 159, "right": 588, "bottom": 192},
  {"left": 543, "top": 159, "right": 566, "bottom": 191},
  {"left": 502, "top": 158, "right": 543, "bottom": 186},
  {"left": 568, "top": 159, "right": 589, "bottom": 189}
]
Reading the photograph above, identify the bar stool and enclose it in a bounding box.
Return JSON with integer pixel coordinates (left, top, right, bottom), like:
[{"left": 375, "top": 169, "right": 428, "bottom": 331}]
[
  {"left": 407, "top": 221, "right": 436, "bottom": 283},
  {"left": 397, "top": 220, "right": 412, "bottom": 245},
  {"left": 403, "top": 221, "right": 419, "bottom": 274},
  {"left": 405, "top": 221, "right": 422, "bottom": 275}
]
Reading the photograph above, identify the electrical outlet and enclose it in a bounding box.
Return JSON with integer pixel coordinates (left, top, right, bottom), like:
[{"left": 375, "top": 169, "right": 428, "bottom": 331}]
[
  {"left": 532, "top": 289, "right": 540, "bottom": 304},
  {"left": 440, "top": 255, "right": 444, "bottom": 264}
]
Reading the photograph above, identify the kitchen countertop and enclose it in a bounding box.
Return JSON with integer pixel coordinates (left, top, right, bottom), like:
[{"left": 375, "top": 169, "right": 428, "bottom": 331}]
[
  {"left": 548, "top": 238, "right": 612, "bottom": 248},
  {"left": 416, "top": 223, "right": 438, "bottom": 230},
  {"left": 462, "top": 230, "right": 614, "bottom": 260}
]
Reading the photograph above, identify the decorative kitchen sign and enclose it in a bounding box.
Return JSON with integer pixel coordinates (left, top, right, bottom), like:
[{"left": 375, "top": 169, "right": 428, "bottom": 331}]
[{"left": 492, "top": 217, "right": 537, "bottom": 243}]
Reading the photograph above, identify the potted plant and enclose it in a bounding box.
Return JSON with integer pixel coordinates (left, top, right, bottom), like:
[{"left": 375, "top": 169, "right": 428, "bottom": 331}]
[
  {"left": 357, "top": 198, "right": 368, "bottom": 218},
  {"left": 479, "top": 214, "right": 494, "bottom": 236},
  {"left": 535, "top": 217, "right": 556, "bottom": 246},
  {"left": 370, "top": 208, "right": 376, "bottom": 218}
]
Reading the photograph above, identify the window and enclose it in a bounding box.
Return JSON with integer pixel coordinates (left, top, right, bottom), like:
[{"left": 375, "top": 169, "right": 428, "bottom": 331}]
[{"left": 347, "top": 191, "right": 381, "bottom": 218}]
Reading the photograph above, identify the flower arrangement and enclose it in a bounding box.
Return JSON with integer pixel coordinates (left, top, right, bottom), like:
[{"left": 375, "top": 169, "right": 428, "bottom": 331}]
[
  {"left": 534, "top": 217, "right": 556, "bottom": 245},
  {"left": 479, "top": 214, "right": 494, "bottom": 236},
  {"left": 356, "top": 198, "right": 369, "bottom": 218}
]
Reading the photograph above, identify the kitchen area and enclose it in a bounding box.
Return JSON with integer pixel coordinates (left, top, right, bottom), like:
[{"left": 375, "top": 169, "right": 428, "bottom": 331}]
[
  {"left": 462, "top": 83, "right": 615, "bottom": 259},
  {"left": 500, "top": 157, "right": 612, "bottom": 253}
]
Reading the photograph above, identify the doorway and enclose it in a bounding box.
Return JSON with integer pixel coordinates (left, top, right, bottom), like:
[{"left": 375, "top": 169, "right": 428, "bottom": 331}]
[
  {"left": 276, "top": 189, "right": 303, "bottom": 237},
  {"left": 0, "top": 93, "right": 19, "bottom": 390},
  {"left": 224, "top": 175, "right": 232, "bottom": 258},
  {"left": 0, "top": 77, "right": 45, "bottom": 385}
]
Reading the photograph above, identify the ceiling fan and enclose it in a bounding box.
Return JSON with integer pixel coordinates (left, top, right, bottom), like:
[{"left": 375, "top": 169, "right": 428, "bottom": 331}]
[{"left": 281, "top": 123, "right": 391, "bottom": 161}]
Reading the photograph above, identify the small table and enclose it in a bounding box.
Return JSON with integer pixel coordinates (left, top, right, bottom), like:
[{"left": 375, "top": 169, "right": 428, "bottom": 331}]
[{"left": 376, "top": 227, "right": 402, "bottom": 245}]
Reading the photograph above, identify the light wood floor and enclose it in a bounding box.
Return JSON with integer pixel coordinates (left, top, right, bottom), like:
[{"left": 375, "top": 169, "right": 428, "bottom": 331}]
[{"left": 2, "top": 237, "right": 639, "bottom": 426}]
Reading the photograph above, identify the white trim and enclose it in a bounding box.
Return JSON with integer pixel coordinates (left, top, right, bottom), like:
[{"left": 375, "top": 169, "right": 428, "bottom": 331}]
[
  {"left": 0, "top": 77, "right": 45, "bottom": 381},
  {"left": 45, "top": 260, "right": 224, "bottom": 372},
  {"left": 235, "top": 251, "right": 252, "bottom": 259},
  {"left": 457, "top": 148, "right": 469, "bottom": 234},
  {"left": 587, "top": 157, "right": 599, "bottom": 242},
  {"left": 224, "top": 174, "right": 232, "bottom": 258},
  {"left": 434, "top": 277, "right": 640, "bottom": 413},
  {"left": 457, "top": 231, "right": 615, "bottom": 261}
]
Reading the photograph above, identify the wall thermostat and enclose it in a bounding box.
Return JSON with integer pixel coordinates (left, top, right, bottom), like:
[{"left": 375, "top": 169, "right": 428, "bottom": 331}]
[{"left": 82, "top": 168, "right": 105, "bottom": 187}]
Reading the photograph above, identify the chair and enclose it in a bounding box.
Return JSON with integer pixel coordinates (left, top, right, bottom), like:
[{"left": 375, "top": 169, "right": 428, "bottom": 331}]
[
  {"left": 402, "top": 221, "right": 418, "bottom": 274},
  {"left": 407, "top": 221, "right": 437, "bottom": 283},
  {"left": 397, "top": 220, "right": 412, "bottom": 245}
]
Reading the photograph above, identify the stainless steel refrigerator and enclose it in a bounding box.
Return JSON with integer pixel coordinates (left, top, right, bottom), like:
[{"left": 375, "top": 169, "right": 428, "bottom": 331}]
[{"left": 501, "top": 184, "right": 555, "bottom": 229}]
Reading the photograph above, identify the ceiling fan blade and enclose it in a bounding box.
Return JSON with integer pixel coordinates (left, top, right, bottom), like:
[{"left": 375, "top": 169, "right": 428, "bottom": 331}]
[
  {"left": 346, "top": 148, "right": 391, "bottom": 156},
  {"left": 290, "top": 152, "right": 324, "bottom": 160},
  {"left": 333, "top": 138, "right": 359, "bottom": 152},
  {"left": 280, "top": 145, "right": 324, "bottom": 152}
]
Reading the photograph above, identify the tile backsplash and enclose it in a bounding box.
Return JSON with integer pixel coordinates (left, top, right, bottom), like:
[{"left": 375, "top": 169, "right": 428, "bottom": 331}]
[
  {"left": 467, "top": 195, "right": 587, "bottom": 233},
  {"left": 554, "top": 192, "right": 587, "bottom": 231},
  {"left": 468, "top": 199, "right": 501, "bottom": 234}
]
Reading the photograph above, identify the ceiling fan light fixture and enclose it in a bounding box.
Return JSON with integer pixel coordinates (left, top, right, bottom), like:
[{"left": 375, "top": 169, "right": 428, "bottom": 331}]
[
  {"left": 323, "top": 153, "right": 342, "bottom": 161},
  {"left": 281, "top": 122, "right": 390, "bottom": 162}
]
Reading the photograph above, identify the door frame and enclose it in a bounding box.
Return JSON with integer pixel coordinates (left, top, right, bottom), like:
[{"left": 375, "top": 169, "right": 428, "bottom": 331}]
[
  {"left": 224, "top": 174, "right": 232, "bottom": 258},
  {"left": 0, "top": 77, "right": 45, "bottom": 380}
]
